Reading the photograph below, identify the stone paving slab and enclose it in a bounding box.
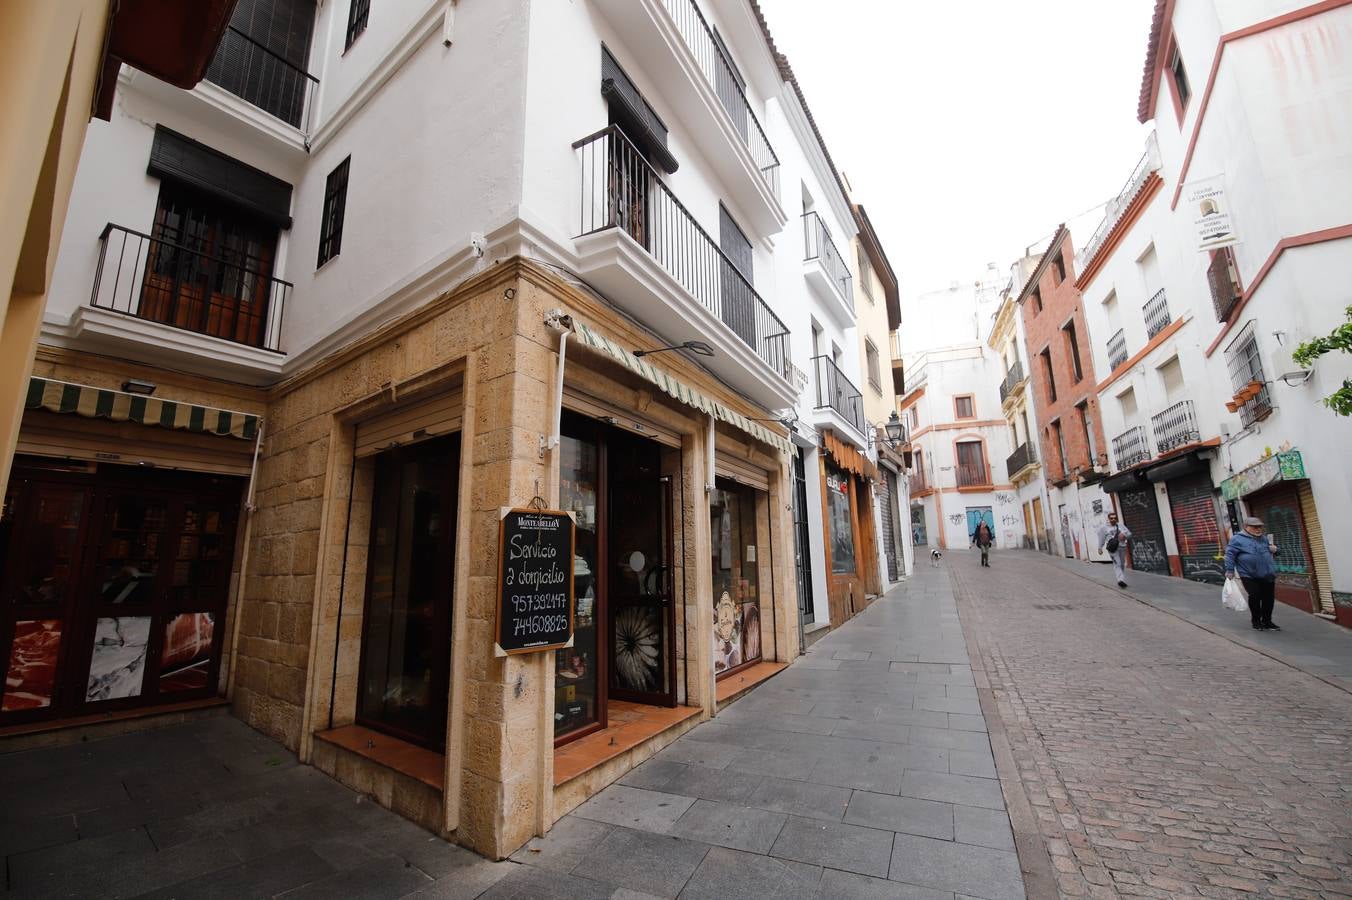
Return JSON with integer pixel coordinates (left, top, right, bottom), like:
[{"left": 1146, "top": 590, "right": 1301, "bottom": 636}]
[{"left": 518, "top": 562, "right": 1026, "bottom": 898}]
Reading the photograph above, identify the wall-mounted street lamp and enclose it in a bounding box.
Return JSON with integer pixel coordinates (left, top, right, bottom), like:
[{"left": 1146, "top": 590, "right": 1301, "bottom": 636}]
[
  {"left": 868, "top": 410, "right": 906, "bottom": 451},
  {"left": 633, "top": 340, "right": 715, "bottom": 359}
]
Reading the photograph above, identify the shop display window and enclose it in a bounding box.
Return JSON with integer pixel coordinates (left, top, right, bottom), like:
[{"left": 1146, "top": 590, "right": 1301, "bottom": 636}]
[
  {"left": 711, "top": 479, "right": 761, "bottom": 677},
  {"left": 826, "top": 464, "right": 857, "bottom": 574}
]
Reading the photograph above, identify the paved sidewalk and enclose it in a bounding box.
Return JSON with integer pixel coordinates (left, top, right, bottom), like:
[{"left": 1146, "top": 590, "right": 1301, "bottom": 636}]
[
  {"left": 1041, "top": 551, "right": 1352, "bottom": 693},
  {"left": 0, "top": 714, "right": 510, "bottom": 898},
  {"left": 2, "top": 569, "right": 1023, "bottom": 900},
  {"left": 509, "top": 565, "right": 1026, "bottom": 899}
]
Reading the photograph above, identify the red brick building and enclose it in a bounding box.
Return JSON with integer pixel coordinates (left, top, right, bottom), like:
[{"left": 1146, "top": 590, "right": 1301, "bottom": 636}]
[{"left": 1015, "top": 226, "right": 1112, "bottom": 560}]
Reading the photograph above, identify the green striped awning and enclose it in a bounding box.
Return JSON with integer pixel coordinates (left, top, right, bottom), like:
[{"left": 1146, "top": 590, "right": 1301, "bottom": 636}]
[
  {"left": 25, "top": 377, "right": 260, "bottom": 441},
  {"left": 574, "top": 322, "right": 792, "bottom": 455}
]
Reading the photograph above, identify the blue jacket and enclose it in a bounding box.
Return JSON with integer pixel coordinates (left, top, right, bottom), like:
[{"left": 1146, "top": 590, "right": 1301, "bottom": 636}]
[{"left": 1224, "top": 532, "right": 1276, "bottom": 579}]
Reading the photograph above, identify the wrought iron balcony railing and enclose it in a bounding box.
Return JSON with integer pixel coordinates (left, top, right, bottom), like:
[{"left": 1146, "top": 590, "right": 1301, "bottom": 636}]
[
  {"left": 1107, "top": 328, "right": 1128, "bottom": 371},
  {"left": 1225, "top": 320, "right": 1273, "bottom": 427},
  {"left": 1077, "top": 136, "right": 1159, "bottom": 271},
  {"left": 1143, "top": 287, "right": 1171, "bottom": 339},
  {"left": 661, "top": 0, "right": 780, "bottom": 195},
  {"left": 957, "top": 460, "right": 992, "bottom": 488},
  {"left": 1112, "top": 425, "right": 1150, "bottom": 469},
  {"left": 91, "top": 224, "right": 288, "bottom": 352},
  {"left": 812, "top": 355, "right": 865, "bottom": 434},
  {"left": 999, "top": 359, "right": 1025, "bottom": 403},
  {"left": 1152, "top": 399, "right": 1201, "bottom": 454},
  {"left": 909, "top": 471, "right": 928, "bottom": 494},
  {"left": 575, "top": 126, "right": 792, "bottom": 380},
  {"left": 802, "top": 212, "right": 852, "bottom": 306},
  {"left": 1005, "top": 441, "right": 1036, "bottom": 479},
  {"left": 205, "top": 26, "right": 319, "bottom": 135}
]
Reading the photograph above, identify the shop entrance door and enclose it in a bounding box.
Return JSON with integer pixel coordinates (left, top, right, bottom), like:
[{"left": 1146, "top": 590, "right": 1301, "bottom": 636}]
[
  {"left": 791, "top": 448, "right": 814, "bottom": 626},
  {"left": 555, "top": 413, "right": 676, "bottom": 743},
  {"left": 357, "top": 434, "right": 459, "bottom": 749},
  {"left": 1167, "top": 473, "right": 1224, "bottom": 584},
  {"left": 1117, "top": 488, "right": 1169, "bottom": 574},
  {"left": 0, "top": 461, "right": 242, "bottom": 723}
]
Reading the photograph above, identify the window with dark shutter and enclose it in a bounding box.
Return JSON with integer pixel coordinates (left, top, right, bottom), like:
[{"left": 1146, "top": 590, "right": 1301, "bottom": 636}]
[
  {"left": 601, "top": 45, "right": 678, "bottom": 174},
  {"left": 204, "top": 0, "right": 317, "bottom": 128},
  {"left": 346, "top": 0, "right": 370, "bottom": 50},
  {"left": 318, "top": 157, "right": 350, "bottom": 268}
]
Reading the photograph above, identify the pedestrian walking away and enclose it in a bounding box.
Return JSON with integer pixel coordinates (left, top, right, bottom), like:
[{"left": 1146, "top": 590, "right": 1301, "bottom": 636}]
[
  {"left": 972, "top": 519, "right": 994, "bottom": 567},
  {"left": 1097, "top": 512, "right": 1132, "bottom": 588},
  {"left": 1224, "top": 516, "right": 1281, "bottom": 631}
]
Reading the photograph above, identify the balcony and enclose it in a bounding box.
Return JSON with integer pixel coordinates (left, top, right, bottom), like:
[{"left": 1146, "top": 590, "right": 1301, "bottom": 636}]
[
  {"left": 1152, "top": 399, "right": 1201, "bottom": 454},
  {"left": 1005, "top": 441, "right": 1037, "bottom": 480},
  {"left": 1112, "top": 425, "right": 1151, "bottom": 469},
  {"left": 889, "top": 332, "right": 905, "bottom": 395},
  {"left": 1077, "top": 134, "right": 1160, "bottom": 272},
  {"left": 592, "top": 0, "right": 786, "bottom": 235},
  {"left": 1208, "top": 250, "right": 1241, "bottom": 322},
  {"left": 1143, "top": 287, "right": 1172, "bottom": 339},
  {"left": 956, "top": 460, "right": 992, "bottom": 489},
  {"left": 71, "top": 224, "right": 287, "bottom": 383},
  {"left": 1107, "top": 328, "right": 1128, "bottom": 371},
  {"left": 572, "top": 127, "right": 796, "bottom": 408},
  {"left": 204, "top": 26, "right": 319, "bottom": 137},
  {"left": 909, "top": 471, "right": 929, "bottom": 494},
  {"left": 999, "top": 359, "right": 1025, "bottom": 404},
  {"left": 812, "top": 355, "right": 865, "bottom": 437},
  {"left": 802, "top": 212, "right": 853, "bottom": 322}
]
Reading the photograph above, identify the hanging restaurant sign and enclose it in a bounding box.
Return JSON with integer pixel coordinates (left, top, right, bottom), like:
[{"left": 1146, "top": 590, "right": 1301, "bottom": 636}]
[
  {"left": 496, "top": 508, "right": 576, "bottom": 655},
  {"left": 1182, "top": 174, "right": 1238, "bottom": 252}
]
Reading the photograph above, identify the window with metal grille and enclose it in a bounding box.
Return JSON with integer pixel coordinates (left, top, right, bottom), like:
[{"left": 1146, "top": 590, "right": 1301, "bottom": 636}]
[
  {"left": 865, "top": 339, "right": 882, "bottom": 391},
  {"left": 346, "top": 0, "right": 370, "bottom": 49},
  {"left": 1224, "top": 320, "right": 1272, "bottom": 426},
  {"left": 317, "top": 157, "right": 350, "bottom": 268}
]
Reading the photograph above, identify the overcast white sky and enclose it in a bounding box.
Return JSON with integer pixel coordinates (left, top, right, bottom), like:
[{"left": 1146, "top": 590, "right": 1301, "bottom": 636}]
[{"left": 758, "top": 0, "right": 1157, "bottom": 298}]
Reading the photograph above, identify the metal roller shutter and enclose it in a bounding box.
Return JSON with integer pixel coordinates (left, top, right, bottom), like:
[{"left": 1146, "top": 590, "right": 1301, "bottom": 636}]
[
  {"left": 1118, "top": 488, "right": 1169, "bottom": 574},
  {"left": 562, "top": 388, "right": 681, "bottom": 449},
  {"left": 880, "top": 470, "right": 899, "bottom": 581},
  {"left": 355, "top": 388, "right": 463, "bottom": 458},
  {"left": 715, "top": 451, "right": 770, "bottom": 492},
  {"left": 1167, "top": 472, "right": 1225, "bottom": 584},
  {"left": 1250, "top": 483, "right": 1317, "bottom": 612}
]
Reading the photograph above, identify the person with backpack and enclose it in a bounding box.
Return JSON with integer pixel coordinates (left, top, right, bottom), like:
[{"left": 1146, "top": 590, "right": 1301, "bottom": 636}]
[
  {"left": 971, "top": 520, "right": 994, "bottom": 567},
  {"left": 1097, "top": 512, "right": 1132, "bottom": 589}
]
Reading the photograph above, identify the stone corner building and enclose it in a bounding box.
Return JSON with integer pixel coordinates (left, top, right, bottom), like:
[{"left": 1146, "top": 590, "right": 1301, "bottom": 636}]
[{"left": 0, "top": 0, "right": 905, "bottom": 861}]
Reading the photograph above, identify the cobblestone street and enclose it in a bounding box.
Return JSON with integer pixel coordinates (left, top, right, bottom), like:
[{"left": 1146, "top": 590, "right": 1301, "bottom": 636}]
[{"left": 952, "top": 548, "right": 1352, "bottom": 899}]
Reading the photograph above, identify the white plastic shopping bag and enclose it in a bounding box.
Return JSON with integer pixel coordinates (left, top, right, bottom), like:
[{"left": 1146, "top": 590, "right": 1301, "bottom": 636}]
[{"left": 1221, "top": 578, "right": 1248, "bottom": 612}]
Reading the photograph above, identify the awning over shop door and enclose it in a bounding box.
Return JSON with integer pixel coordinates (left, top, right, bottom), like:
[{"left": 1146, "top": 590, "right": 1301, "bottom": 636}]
[
  {"left": 26, "top": 377, "right": 260, "bottom": 440},
  {"left": 574, "top": 321, "right": 792, "bottom": 456},
  {"left": 821, "top": 429, "right": 878, "bottom": 481}
]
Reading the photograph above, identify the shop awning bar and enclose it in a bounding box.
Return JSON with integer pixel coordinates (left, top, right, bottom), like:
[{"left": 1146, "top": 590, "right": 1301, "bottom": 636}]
[{"left": 25, "top": 377, "right": 260, "bottom": 440}]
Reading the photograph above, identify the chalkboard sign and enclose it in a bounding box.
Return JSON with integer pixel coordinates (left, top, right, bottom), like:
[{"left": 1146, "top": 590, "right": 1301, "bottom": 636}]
[{"left": 496, "top": 508, "right": 575, "bottom": 655}]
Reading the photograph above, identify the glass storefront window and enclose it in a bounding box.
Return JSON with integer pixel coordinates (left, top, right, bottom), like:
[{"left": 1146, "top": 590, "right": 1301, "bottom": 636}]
[
  {"left": 555, "top": 433, "right": 600, "bottom": 738},
  {"left": 826, "top": 464, "right": 857, "bottom": 574},
  {"left": 358, "top": 435, "right": 459, "bottom": 748},
  {"left": 710, "top": 479, "right": 761, "bottom": 677}
]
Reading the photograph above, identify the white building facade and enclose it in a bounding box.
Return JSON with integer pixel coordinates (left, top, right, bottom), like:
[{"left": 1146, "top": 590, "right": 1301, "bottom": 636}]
[
  {"left": 1072, "top": 0, "right": 1352, "bottom": 618},
  {"left": 3, "top": 0, "right": 901, "bottom": 857},
  {"left": 899, "top": 278, "right": 1018, "bottom": 555}
]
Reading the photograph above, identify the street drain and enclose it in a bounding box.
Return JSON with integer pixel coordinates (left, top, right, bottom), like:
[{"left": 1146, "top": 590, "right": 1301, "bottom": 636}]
[{"left": 1032, "top": 603, "right": 1073, "bottom": 610}]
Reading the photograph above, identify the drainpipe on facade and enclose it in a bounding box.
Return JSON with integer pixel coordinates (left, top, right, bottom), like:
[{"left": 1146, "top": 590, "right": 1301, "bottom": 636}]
[{"left": 226, "top": 420, "right": 265, "bottom": 702}]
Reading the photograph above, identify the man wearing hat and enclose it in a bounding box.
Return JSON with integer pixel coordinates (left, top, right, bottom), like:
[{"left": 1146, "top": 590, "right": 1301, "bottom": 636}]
[{"left": 1224, "top": 516, "right": 1280, "bottom": 631}]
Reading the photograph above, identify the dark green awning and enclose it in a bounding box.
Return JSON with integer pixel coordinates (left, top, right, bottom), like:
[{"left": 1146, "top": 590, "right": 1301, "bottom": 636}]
[{"left": 26, "top": 377, "right": 259, "bottom": 441}]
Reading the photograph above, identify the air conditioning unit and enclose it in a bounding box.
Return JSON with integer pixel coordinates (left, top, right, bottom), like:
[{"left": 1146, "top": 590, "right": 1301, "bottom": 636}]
[{"left": 1270, "top": 343, "right": 1310, "bottom": 384}]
